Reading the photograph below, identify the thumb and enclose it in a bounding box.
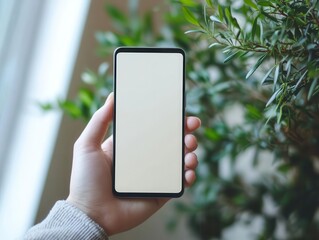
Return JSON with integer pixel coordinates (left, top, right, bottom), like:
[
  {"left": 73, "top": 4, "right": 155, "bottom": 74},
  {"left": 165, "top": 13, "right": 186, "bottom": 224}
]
[{"left": 77, "top": 92, "right": 114, "bottom": 148}]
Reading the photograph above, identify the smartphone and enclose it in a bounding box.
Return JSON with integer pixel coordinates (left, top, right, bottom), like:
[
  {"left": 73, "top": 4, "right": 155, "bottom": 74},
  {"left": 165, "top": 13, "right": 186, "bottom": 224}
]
[{"left": 113, "top": 47, "right": 185, "bottom": 198}]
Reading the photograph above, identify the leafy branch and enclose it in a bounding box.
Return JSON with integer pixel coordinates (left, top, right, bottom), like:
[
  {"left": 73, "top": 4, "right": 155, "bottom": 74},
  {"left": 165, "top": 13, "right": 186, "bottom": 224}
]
[{"left": 183, "top": 0, "right": 319, "bottom": 124}]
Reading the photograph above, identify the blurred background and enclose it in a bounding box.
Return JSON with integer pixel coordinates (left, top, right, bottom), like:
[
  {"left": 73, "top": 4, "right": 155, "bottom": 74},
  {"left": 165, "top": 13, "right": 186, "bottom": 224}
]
[{"left": 0, "top": 0, "right": 318, "bottom": 239}]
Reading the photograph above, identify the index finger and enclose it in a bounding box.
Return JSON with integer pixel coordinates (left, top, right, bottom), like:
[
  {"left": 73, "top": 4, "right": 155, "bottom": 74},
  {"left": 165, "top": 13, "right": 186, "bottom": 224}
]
[
  {"left": 185, "top": 116, "right": 201, "bottom": 133},
  {"left": 77, "top": 93, "right": 114, "bottom": 148}
]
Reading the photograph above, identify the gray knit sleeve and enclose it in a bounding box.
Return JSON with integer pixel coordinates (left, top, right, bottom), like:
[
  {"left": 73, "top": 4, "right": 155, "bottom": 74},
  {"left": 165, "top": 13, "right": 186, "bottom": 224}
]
[{"left": 24, "top": 200, "right": 108, "bottom": 240}]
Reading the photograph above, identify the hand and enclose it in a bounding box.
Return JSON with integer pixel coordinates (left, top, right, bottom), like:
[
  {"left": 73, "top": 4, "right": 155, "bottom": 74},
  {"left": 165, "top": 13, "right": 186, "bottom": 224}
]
[{"left": 67, "top": 92, "right": 201, "bottom": 236}]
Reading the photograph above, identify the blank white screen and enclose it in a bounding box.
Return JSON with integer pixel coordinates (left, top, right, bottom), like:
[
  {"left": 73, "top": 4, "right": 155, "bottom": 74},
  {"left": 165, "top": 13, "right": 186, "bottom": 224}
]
[{"left": 115, "top": 51, "right": 184, "bottom": 194}]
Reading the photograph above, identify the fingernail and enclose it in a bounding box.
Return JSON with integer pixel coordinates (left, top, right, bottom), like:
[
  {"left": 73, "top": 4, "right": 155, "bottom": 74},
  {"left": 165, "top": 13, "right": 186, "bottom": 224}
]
[{"left": 104, "top": 92, "right": 114, "bottom": 105}]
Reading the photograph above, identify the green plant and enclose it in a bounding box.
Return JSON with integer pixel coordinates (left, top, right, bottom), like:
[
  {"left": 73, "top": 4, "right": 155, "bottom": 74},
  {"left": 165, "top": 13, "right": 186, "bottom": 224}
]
[
  {"left": 44, "top": 0, "right": 319, "bottom": 239},
  {"left": 179, "top": 0, "right": 319, "bottom": 239}
]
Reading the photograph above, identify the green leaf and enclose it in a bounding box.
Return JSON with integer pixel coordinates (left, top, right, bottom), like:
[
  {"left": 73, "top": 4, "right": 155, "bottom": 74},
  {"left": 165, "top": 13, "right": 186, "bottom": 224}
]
[
  {"left": 203, "top": 3, "right": 208, "bottom": 26},
  {"left": 142, "top": 12, "right": 153, "bottom": 33},
  {"left": 79, "top": 89, "right": 93, "bottom": 107},
  {"left": 235, "top": 29, "right": 241, "bottom": 40},
  {"left": 208, "top": 42, "right": 221, "bottom": 48},
  {"left": 209, "top": 82, "right": 232, "bottom": 93},
  {"left": 285, "top": 58, "right": 292, "bottom": 77},
  {"left": 223, "top": 46, "right": 232, "bottom": 53},
  {"left": 231, "top": 17, "right": 240, "bottom": 29},
  {"left": 205, "top": 0, "right": 214, "bottom": 8},
  {"left": 95, "top": 31, "right": 118, "bottom": 45},
  {"left": 205, "top": 128, "right": 222, "bottom": 141},
  {"left": 294, "top": 70, "right": 308, "bottom": 90},
  {"left": 261, "top": 66, "right": 275, "bottom": 85},
  {"left": 266, "top": 88, "right": 282, "bottom": 107},
  {"left": 179, "top": 0, "right": 198, "bottom": 7},
  {"left": 98, "top": 62, "right": 109, "bottom": 76},
  {"left": 246, "top": 54, "right": 267, "bottom": 79},
  {"left": 106, "top": 5, "right": 127, "bottom": 24},
  {"left": 224, "top": 51, "right": 240, "bottom": 63},
  {"left": 238, "top": 51, "right": 249, "bottom": 58},
  {"left": 39, "top": 102, "right": 53, "bottom": 111},
  {"left": 277, "top": 104, "right": 284, "bottom": 123},
  {"left": 257, "top": 1, "right": 275, "bottom": 7},
  {"left": 225, "top": 7, "right": 232, "bottom": 26},
  {"left": 244, "top": 0, "right": 258, "bottom": 10},
  {"left": 261, "top": 10, "right": 278, "bottom": 22},
  {"left": 307, "top": 44, "right": 316, "bottom": 51},
  {"left": 251, "top": 15, "right": 259, "bottom": 40},
  {"left": 182, "top": 7, "right": 200, "bottom": 26},
  {"left": 307, "top": 77, "right": 318, "bottom": 100},
  {"left": 277, "top": 163, "right": 291, "bottom": 173},
  {"left": 59, "top": 101, "right": 82, "bottom": 118},
  {"left": 81, "top": 70, "right": 97, "bottom": 84},
  {"left": 259, "top": 21, "right": 264, "bottom": 44},
  {"left": 210, "top": 15, "right": 222, "bottom": 23},
  {"left": 296, "top": 17, "right": 306, "bottom": 25},
  {"left": 185, "top": 29, "right": 205, "bottom": 34},
  {"left": 218, "top": 5, "right": 224, "bottom": 22},
  {"left": 246, "top": 104, "right": 262, "bottom": 119},
  {"left": 273, "top": 65, "right": 280, "bottom": 87}
]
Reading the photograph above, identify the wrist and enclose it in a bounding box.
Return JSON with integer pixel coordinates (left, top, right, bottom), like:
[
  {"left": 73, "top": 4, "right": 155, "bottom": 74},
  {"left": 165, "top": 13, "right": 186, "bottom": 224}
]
[
  {"left": 66, "top": 196, "right": 88, "bottom": 214},
  {"left": 66, "top": 197, "right": 102, "bottom": 229},
  {"left": 66, "top": 196, "right": 116, "bottom": 236}
]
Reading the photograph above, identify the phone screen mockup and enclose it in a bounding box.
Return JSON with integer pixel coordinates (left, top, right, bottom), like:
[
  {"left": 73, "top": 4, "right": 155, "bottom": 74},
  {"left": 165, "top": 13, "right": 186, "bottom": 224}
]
[{"left": 113, "top": 47, "right": 185, "bottom": 197}]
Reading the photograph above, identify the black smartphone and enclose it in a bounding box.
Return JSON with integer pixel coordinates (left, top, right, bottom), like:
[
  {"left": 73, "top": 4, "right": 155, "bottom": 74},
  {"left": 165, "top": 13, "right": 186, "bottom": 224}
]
[{"left": 113, "top": 47, "right": 185, "bottom": 198}]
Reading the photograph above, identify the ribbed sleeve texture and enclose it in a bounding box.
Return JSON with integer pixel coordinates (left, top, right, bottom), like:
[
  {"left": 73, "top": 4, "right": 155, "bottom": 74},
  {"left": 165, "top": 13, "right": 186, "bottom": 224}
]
[{"left": 24, "top": 200, "right": 108, "bottom": 240}]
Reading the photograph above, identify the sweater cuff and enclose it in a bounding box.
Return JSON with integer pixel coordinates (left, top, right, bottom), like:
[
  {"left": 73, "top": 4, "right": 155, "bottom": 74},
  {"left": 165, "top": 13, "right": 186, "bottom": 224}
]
[{"left": 24, "top": 200, "right": 108, "bottom": 240}]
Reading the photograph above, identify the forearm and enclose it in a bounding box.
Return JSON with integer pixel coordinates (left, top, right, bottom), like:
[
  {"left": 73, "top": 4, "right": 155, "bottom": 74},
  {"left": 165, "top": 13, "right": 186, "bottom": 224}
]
[{"left": 24, "top": 200, "right": 108, "bottom": 240}]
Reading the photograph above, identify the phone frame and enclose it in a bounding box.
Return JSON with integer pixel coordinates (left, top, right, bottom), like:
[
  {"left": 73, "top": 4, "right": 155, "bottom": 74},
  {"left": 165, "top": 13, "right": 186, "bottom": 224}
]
[{"left": 112, "top": 47, "right": 186, "bottom": 198}]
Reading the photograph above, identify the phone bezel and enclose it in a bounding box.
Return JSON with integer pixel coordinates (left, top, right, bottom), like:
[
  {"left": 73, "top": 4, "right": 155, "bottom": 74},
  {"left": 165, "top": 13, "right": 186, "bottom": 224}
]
[{"left": 112, "top": 47, "right": 186, "bottom": 198}]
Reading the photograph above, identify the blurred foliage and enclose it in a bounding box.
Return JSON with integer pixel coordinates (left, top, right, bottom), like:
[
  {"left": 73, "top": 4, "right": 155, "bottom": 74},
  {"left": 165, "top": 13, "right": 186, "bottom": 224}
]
[{"left": 42, "top": 0, "right": 319, "bottom": 239}]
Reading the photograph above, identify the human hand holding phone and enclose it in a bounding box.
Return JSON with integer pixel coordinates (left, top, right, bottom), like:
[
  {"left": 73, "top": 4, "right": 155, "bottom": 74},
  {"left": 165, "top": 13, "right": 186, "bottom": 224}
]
[{"left": 67, "top": 93, "right": 201, "bottom": 236}]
